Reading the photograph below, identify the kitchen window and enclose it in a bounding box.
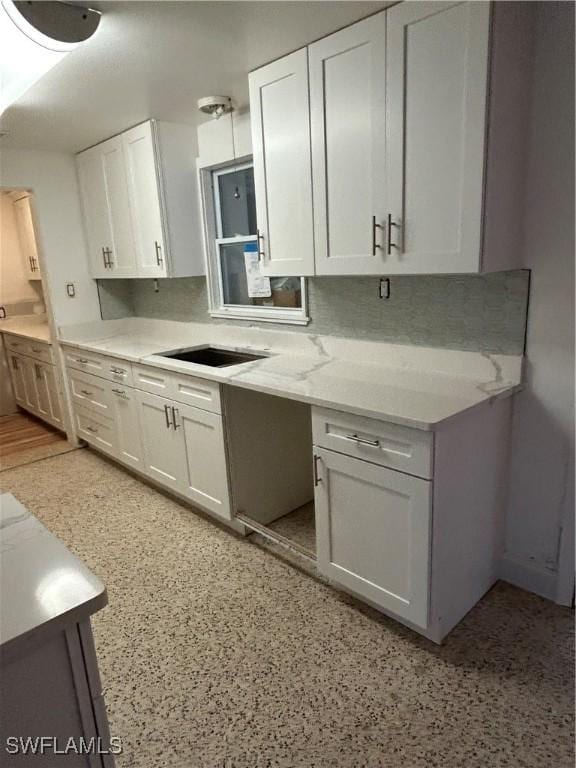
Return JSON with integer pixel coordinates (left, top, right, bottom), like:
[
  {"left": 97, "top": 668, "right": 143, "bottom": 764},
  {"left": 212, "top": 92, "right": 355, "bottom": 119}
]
[{"left": 201, "top": 161, "right": 307, "bottom": 324}]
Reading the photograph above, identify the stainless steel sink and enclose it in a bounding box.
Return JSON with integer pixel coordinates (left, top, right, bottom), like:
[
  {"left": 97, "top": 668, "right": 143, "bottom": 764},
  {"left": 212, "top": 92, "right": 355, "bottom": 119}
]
[{"left": 158, "top": 346, "right": 267, "bottom": 368}]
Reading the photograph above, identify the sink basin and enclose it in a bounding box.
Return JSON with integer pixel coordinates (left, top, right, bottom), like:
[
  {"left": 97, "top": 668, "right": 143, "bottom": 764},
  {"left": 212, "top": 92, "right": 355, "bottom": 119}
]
[{"left": 159, "top": 346, "right": 267, "bottom": 368}]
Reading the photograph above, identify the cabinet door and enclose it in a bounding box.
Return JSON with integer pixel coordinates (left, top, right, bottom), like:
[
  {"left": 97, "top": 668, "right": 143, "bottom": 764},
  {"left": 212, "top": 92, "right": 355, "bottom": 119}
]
[
  {"left": 9, "top": 355, "right": 26, "bottom": 404},
  {"left": 100, "top": 136, "right": 138, "bottom": 277},
  {"left": 77, "top": 137, "right": 137, "bottom": 278},
  {"left": 110, "top": 386, "right": 144, "bottom": 471},
  {"left": 33, "top": 362, "right": 51, "bottom": 421},
  {"left": 310, "top": 12, "right": 387, "bottom": 275},
  {"left": 76, "top": 143, "right": 115, "bottom": 278},
  {"left": 13, "top": 196, "right": 41, "bottom": 279},
  {"left": 249, "top": 48, "right": 315, "bottom": 276},
  {"left": 136, "top": 390, "right": 185, "bottom": 491},
  {"left": 314, "top": 447, "right": 431, "bottom": 627},
  {"left": 21, "top": 357, "right": 39, "bottom": 413},
  {"left": 122, "top": 121, "right": 168, "bottom": 278},
  {"left": 175, "top": 402, "right": 231, "bottom": 520},
  {"left": 386, "top": 1, "right": 490, "bottom": 274},
  {"left": 44, "top": 365, "right": 62, "bottom": 427}
]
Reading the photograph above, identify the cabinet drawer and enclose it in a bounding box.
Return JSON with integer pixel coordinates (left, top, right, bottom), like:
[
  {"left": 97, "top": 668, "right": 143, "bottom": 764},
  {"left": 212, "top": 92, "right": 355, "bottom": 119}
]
[
  {"left": 105, "top": 358, "right": 133, "bottom": 386},
  {"left": 68, "top": 369, "right": 113, "bottom": 417},
  {"left": 171, "top": 371, "right": 221, "bottom": 414},
  {"left": 63, "top": 346, "right": 133, "bottom": 385},
  {"left": 27, "top": 341, "right": 53, "bottom": 364},
  {"left": 4, "top": 334, "right": 30, "bottom": 356},
  {"left": 74, "top": 407, "right": 116, "bottom": 456},
  {"left": 312, "top": 407, "right": 433, "bottom": 480},
  {"left": 132, "top": 364, "right": 221, "bottom": 413},
  {"left": 3, "top": 334, "right": 52, "bottom": 363},
  {"left": 64, "top": 346, "right": 108, "bottom": 376}
]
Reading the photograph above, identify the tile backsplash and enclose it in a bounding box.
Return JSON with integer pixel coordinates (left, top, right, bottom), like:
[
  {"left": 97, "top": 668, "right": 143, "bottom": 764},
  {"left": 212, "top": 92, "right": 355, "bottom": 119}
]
[{"left": 97, "top": 269, "right": 530, "bottom": 355}]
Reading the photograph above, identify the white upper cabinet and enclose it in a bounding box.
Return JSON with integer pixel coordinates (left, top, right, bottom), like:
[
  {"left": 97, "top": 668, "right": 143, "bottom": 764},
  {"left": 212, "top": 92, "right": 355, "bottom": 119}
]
[
  {"left": 309, "top": 11, "right": 387, "bottom": 275},
  {"left": 77, "top": 136, "right": 136, "bottom": 278},
  {"left": 122, "top": 122, "right": 167, "bottom": 278},
  {"left": 249, "top": 49, "right": 315, "bottom": 277},
  {"left": 385, "top": 1, "right": 490, "bottom": 274},
  {"left": 245, "top": 0, "right": 513, "bottom": 277},
  {"left": 13, "top": 196, "right": 42, "bottom": 280},
  {"left": 77, "top": 120, "right": 204, "bottom": 279}
]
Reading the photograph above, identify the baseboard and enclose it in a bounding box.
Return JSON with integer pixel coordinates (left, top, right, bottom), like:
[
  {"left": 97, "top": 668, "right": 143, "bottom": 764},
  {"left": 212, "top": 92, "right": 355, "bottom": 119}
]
[{"left": 499, "top": 555, "right": 558, "bottom": 602}]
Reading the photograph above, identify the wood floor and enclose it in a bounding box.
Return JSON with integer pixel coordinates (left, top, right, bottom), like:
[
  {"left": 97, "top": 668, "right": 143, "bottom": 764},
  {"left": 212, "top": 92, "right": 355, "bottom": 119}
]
[{"left": 0, "top": 412, "right": 67, "bottom": 458}]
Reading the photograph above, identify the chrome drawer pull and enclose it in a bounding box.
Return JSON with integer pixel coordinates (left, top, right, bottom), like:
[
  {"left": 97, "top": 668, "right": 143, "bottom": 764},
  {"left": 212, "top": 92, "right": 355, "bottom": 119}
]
[
  {"left": 77, "top": 358, "right": 89, "bottom": 364},
  {"left": 80, "top": 389, "right": 93, "bottom": 396},
  {"left": 111, "top": 388, "right": 126, "bottom": 397},
  {"left": 32, "top": 347, "right": 42, "bottom": 353},
  {"left": 110, "top": 367, "right": 125, "bottom": 375},
  {"left": 348, "top": 433, "right": 380, "bottom": 448},
  {"left": 85, "top": 425, "right": 98, "bottom": 433}
]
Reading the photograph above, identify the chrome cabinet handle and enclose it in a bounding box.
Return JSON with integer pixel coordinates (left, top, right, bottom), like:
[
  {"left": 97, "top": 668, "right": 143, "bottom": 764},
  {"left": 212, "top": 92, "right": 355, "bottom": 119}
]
[
  {"left": 256, "top": 229, "right": 265, "bottom": 263},
  {"left": 102, "top": 247, "right": 113, "bottom": 268},
  {"left": 386, "top": 214, "right": 401, "bottom": 255},
  {"left": 80, "top": 389, "right": 93, "bottom": 396},
  {"left": 77, "top": 357, "right": 89, "bottom": 364},
  {"left": 11, "top": 357, "right": 18, "bottom": 370},
  {"left": 172, "top": 406, "right": 180, "bottom": 430},
  {"left": 313, "top": 454, "right": 322, "bottom": 486},
  {"left": 110, "top": 366, "right": 125, "bottom": 375},
  {"left": 347, "top": 433, "right": 380, "bottom": 448},
  {"left": 155, "top": 241, "right": 163, "bottom": 267},
  {"left": 164, "top": 403, "right": 173, "bottom": 429},
  {"left": 85, "top": 425, "right": 98, "bottom": 433},
  {"left": 372, "top": 216, "right": 383, "bottom": 256},
  {"left": 35, "top": 364, "right": 42, "bottom": 380},
  {"left": 32, "top": 347, "right": 42, "bottom": 353},
  {"left": 111, "top": 388, "right": 126, "bottom": 396}
]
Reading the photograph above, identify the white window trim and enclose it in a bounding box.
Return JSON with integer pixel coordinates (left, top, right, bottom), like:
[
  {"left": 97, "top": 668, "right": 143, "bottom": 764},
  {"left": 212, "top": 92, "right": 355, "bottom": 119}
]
[{"left": 199, "top": 160, "right": 309, "bottom": 325}]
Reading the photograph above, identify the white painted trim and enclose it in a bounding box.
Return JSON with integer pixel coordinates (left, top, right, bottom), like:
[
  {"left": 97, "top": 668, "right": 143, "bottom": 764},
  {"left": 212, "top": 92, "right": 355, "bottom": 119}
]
[
  {"left": 199, "top": 160, "right": 308, "bottom": 326},
  {"left": 499, "top": 555, "right": 558, "bottom": 602}
]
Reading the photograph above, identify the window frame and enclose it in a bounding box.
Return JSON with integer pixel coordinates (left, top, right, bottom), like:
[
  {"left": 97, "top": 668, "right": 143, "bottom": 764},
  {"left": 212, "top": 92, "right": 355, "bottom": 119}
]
[{"left": 199, "top": 159, "right": 309, "bottom": 325}]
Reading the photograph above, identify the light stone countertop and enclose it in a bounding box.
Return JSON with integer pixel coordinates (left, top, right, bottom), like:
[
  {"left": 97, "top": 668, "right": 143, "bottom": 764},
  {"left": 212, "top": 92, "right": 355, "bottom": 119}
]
[
  {"left": 0, "top": 314, "right": 52, "bottom": 344},
  {"left": 0, "top": 494, "right": 107, "bottom": 662},
  {"left": 59, "top": 317, "right": 523, "bottom": 430}
]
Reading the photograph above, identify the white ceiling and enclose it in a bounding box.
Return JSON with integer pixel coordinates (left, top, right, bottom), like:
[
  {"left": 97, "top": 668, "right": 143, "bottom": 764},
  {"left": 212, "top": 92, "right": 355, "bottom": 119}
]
[{"left": 0, "top": 1, "right": 389, "bottom": 154}]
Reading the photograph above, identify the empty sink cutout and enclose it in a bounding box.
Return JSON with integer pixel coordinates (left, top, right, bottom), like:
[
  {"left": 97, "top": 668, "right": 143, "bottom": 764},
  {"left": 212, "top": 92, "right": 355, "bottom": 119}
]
[{"left": 159, "top": 346, "right": 267, "bottom": 367}]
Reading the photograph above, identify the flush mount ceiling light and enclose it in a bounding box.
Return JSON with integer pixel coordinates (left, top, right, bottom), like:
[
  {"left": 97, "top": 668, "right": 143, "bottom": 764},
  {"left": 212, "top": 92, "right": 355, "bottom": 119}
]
[
  {"left": 0, "top": 0, "right": 101, "bottom": 114},
  {"left": 197, "top": 96, "right": 233, "bottom": 120}
]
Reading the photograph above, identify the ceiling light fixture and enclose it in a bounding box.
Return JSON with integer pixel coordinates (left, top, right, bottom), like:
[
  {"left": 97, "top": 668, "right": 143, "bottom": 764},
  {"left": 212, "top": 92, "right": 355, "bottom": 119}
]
[
  {"left": 0, "top": 0, "right": 101, "bottom": 115},
  {"left": 197, "top": 96, "right": 233, "bottom": 120}
]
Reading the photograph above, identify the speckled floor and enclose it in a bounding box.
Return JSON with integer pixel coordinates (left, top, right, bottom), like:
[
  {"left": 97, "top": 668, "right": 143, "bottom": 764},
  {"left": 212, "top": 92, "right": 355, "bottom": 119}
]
[
  {"left": 266, "top": 501, "right": 316, "bottom": 554},
  {"left": 0, "top": 449, "right": 573, "bottom": 768}
]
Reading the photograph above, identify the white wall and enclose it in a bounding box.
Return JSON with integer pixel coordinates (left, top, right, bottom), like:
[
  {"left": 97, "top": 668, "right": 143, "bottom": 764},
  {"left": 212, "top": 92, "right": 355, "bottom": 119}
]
[
  {"left": 0, "top": 149, "right": 101, "bottom": 330},
  {"left": 503, "top": 2, "right": 575, "bottom": 604},
  {"left": 0, "top": 193, "right": 43, "bottom": 307}
]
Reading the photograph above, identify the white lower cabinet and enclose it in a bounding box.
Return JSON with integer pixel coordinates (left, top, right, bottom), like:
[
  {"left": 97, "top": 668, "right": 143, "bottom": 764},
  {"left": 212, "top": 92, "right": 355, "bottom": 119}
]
[
  {"left": 136, "top": 390, "right": 187, "bottom": 492},
  {"left": 8, "top": 354, "right": 26, "bottom": 404},
  {"left": 75, "top": 408, "right": 116, "bottom": 456},
  {"left": 110, "top": 386, "right": 143, "bottom": 470},
  {"left": 6, "top": 346, "right": 62, "bottom": 429},
  {"left": 177, "top": 402, "right": 231, "bottom": 520},
  {"left": 313, "top": 447, "right": 431, "bottom": 628},
  {"left": 136, "top": 391, "right": 231, "bottom": 519}
]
